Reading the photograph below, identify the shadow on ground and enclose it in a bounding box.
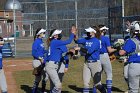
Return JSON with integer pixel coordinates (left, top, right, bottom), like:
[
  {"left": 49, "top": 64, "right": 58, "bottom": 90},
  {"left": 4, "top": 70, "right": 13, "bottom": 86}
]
[
  {"left": 21, "top": 85, "right": 69, "bottom": 93},
  {"left": 21, "top": 84, "right": 125, "bottom": 93},
  {"left": 68, "top": 85, "right": 83, "bottom": 92},
  {"left": 68, "top": 84, "right": 125, "bottom": 93}
]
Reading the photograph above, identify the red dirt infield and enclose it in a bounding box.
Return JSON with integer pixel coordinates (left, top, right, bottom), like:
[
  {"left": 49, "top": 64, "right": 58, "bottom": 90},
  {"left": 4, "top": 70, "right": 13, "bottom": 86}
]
[{"left": 3, "top": 58, "right": 33, "bottom": 93}]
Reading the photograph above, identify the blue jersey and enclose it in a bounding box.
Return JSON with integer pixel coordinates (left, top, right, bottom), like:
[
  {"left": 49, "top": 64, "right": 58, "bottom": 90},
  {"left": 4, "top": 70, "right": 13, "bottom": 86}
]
[
  {"left": 76, "top": 37, "right": 100, "bottom": 61},
  {"left": 32, "top": 38, "right": 47, "bottom": 60},
  {"left": 100, "top": 36, "right": 111, "bottom": 54},
  {"left": 48, "top": 33, "right": 74, "bottom": 62},
  {"left": 43, "top": 50, "right": 49, "bottom": 63},
  {"left": 59, "top": 45, "right": 69, "bottom": 68},
  {"left": 63, "top": 55, "right": 69, "bottom": 68},
  {"left": 122, "top": 37, "right": 140, "bottom": 63},
  {"left": 0, "top": 46, "right": 3, "bottom": 68}
]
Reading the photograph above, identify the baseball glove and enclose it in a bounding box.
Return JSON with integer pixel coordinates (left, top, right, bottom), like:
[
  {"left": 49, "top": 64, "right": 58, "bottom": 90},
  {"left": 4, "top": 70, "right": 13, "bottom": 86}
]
[
  {"left": 109, "top": 53, "right": 116, "bottom": 62},
  {"left": 67, "top": 48, "right": 79, "bottom": 60},
  {"left": 32, "top": 63, "right": 45, "bottom": 76}
]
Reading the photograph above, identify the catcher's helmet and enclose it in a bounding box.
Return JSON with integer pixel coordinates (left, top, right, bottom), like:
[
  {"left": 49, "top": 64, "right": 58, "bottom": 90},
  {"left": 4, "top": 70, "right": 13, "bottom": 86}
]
[{"left": 130, "top": 21, "right": 140, "bottom": 33}]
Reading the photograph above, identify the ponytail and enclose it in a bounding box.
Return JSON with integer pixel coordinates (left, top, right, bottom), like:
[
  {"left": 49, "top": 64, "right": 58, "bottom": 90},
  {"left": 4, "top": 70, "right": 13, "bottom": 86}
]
[
  {"left": 46, "top": 29, "right": 56, "bottom": 47},
  {"left": 34, "top": 28, "right": 42, "bottom": 41},
  {"left": 93, "top": 26, "right": 101, "bottom": 39},
  {"left": 46, "top": 37, "right": 53, "bottom": 48}
]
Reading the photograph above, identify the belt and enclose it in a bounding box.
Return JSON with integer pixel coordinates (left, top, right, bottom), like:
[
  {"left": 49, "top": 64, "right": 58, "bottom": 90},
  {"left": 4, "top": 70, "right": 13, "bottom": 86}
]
[
  {"left": 129, "top": 61, "right": 140, "bottom": 64},
  {"left": 100, "top": 53, "right": 105, "bottom": 54},
  {"left": 49, "top": 61, "right": 59, "bottom": 64},
  {"left": 87, "top": 60, "right": 97, "bottom": 63},
  {"left": 34, "top": 59, "right": 40, "bottom": 60},
  {"left": 100, "top": 52, "right": 107, "bottom": 54}
]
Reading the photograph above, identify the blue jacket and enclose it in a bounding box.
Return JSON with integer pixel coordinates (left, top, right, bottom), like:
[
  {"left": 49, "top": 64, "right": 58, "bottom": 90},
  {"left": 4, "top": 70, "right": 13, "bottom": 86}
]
[
  {"left": 0, "top": 46, "right": 3, "bottom": 68},
  {"left": 48, "top": 33, "right": 74, "bottom": 62},
  {"left": 32, "top": 38, "right": 47, "bottom": 61},
  {"left": 122, "top": 37, "right": 140, "bottom": 63},
  {"left": 100, "top": 36, "right": 111, "bottom": 54},
  {"left": 76, "top": 37, "right": 100, "bottom": 61}
]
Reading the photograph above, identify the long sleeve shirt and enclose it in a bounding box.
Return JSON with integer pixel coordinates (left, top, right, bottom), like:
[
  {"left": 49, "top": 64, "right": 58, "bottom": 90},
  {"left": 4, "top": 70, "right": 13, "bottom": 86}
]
[
  {"left": 100, "top": 36, "right": 111, "bottom": 54},
  {"left": 122, "top": 37, "right": 140, "bottom": 63},
  {"left": 76, "top": 37, "right": 100, "bottom": 61},
  {"left": 48, "top": 33, "right": 74, "bottom": 62},
  {"left": 32, "top": 38, "right": 47, "bottom": 60}
]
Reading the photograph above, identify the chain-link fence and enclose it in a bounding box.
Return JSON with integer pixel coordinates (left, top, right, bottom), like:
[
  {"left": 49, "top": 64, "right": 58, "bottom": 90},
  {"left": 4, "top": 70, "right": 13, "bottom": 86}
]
[
  {"left": 14, "top": 0, "right": 109, "bottom": 57},
  {"left": 15, "top": 0, "right": 47, "bottom": 57},
  {"left": 108, "top": 0, "right": 140, "bottom": 41},
  {"left": 47, "top": 0, "right": 108, "bottom": 37},
  {"left": 2, "top": 0, "right": 140, "bottom": 57}
]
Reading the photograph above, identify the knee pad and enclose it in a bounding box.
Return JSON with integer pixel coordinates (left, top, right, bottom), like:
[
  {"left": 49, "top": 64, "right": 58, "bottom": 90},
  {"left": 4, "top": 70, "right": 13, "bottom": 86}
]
[
  {"left": 106, "top": 80, "right": 112, "bottom": 88},
  {"left": 94, "top": 72, "right": 101, "bottom": 85},
  {"left": 58, "top": 73, "right": 64, "bottom": 82}
]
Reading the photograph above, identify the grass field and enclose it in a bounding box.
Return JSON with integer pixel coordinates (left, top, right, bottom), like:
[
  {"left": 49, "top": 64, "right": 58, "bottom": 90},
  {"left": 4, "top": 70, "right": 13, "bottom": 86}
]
[{"left": 13, "top": 57, "right": 128, "bottom": 93}]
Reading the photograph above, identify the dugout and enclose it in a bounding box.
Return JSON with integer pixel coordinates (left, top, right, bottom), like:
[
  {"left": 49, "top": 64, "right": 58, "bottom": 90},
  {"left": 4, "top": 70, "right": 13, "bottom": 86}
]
[{"left": 2, "top": 42, "right": 13, "bottom": 57}]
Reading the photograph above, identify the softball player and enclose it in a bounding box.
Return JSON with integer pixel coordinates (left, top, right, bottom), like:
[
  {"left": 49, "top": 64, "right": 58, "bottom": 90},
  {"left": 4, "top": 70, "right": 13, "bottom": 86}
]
[
  {"left": 50, "top": 45, "right": 69, "bottom": 91},
  {"left": 45, "top": 27, "right": 76, "bottom": 93},
  {"left": 119, "top": 21, "right": 140, "bottom": 93},
  {"left": 98, "top": 25, "right": 117, "bottom": 93},
  {"left": 123, "top": 34, "right": 131, "bottom": 93},
  {"left": 0, "top": 37, "right": 8, "bottom": 93},
  {"left": 74, "top": 27, "right": 106, "bottom": 93},
  {"left": 32, "top": 28, "right": 48, "bottom": 93}
]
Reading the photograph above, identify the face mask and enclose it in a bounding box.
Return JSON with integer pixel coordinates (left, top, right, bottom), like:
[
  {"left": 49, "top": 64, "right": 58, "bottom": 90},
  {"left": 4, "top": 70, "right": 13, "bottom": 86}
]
[
  {"left": 86, "top": 32, "right": 91, "bottom": 38},
  {"left": 57, "top": 34, "right": 62, "bottom": 40},
  {"left": 67, "top": 49, "right": 79, "bottom": 60},
  {"left": 103, "top": 31, "right": 106, "bottom": 35},
  {"left": 42, "top": 34, "right": 46, "bottom": 38},
  {"left": 0, "top": 40, "right": 4, "bottom": 43}
]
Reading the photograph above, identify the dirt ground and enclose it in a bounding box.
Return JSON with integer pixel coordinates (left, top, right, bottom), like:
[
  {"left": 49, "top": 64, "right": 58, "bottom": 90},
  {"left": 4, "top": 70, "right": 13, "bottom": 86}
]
[{"left": 3, "top": 58, "right": 32, "bottom": 93}]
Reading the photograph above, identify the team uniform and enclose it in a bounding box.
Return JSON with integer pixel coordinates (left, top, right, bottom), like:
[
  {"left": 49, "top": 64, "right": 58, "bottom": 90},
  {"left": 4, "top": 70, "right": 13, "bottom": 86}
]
[
  {"left": 32, "top": 37, "right": 48, "bottom": 93},
  {"left": 50, "top": 45, "right": 69, "bottom": 91},
  {"left": 45, "top": 33, "right": 74, "bottom": 93},
  {"left": 58, "top": 47, "right": 69, "bottom": 74},
  {"left": 0, "top": 46, "right": 8, "bottom": 93},
  {"left": 123, "top": 36, "right": 131, "bottom": 89},
  {"left": 56, "top": 45, "right": 69, "bottom": 81},
  {"left": 75, "top": 36, "right": 105, "bottom": 93},
  {"left": 122, "top": 37, "right": 140, "bottom": 93},
  {"left": 100, "top": 35, "right": 112, "bottom": 93}
]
